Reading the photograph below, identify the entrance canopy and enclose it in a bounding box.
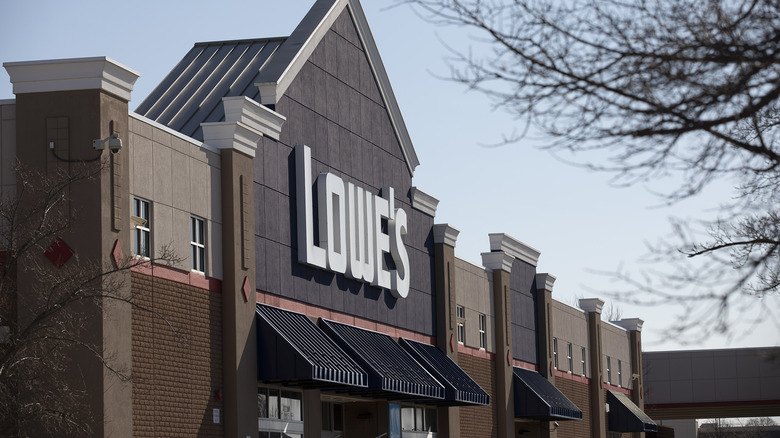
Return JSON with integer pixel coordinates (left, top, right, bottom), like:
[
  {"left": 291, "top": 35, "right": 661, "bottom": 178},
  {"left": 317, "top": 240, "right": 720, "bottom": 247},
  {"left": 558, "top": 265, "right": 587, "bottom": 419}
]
[
  {"left": 607, "top": 390, "right": 658, "bottom": 432},
  {"left": 513, "top": 367, "right": 583, "bottom": 421},
  {"left": 256, "top": 304, "right": 367, "bottom": 388}
]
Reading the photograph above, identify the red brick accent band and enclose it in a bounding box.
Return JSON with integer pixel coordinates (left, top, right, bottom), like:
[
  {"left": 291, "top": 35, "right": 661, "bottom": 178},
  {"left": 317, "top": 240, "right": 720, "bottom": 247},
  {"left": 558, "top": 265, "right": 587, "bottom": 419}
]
[
  {"left": 131, "top": 261, "right": 222, "bottom": 292},
  {"left": 554, "top": 369, "right": 590, "bottom": 385},
  {"left": 457, "top": 343, "right": 495, "bottom": 361},
  {"left": 646, "top": 399, "right": 780, "bottom": 409},
  {"left": 513, "top": 359, "right": 538, "bottom": 371},
  {"left": 256, "top": 290, "right": 435, "bottom": 345},
  {"left": 604, "top": 382, "right": 631, "bottom": 396}
]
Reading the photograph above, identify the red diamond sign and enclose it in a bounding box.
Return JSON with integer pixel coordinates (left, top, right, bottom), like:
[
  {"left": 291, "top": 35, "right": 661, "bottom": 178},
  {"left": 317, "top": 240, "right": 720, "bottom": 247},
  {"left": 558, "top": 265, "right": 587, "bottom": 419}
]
[
  {"left": 242, "top": 276, "right": 251, "bottom": 303},
  {"left": 44, "top": 237, "right": 73, "bottom": 267}
]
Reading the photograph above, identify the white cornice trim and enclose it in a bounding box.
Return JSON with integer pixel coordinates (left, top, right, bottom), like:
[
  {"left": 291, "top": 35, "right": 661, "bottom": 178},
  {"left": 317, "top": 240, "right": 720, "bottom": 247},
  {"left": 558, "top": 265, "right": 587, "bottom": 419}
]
[
  {"left": 201, "top": 121, "right": 261, "bottom": 158},
  {"left": 578, "top": 298, "right": 605, "bottom": 314},
  {"left": 3, "top": 56, "right": 140, "bottom": 101},
  {"left": 488, "top": 233, "right": 541, "bottom": 267},
  {"left": 535, "top": 273, "right": 557, "bottom": 292},
  {"left": 129, "top": 112, "right": 217, "bottom": 154},
  {"left": 481, "top": 252, "right": 514, "bottom": 273},
  {"left": 222, "top": 96, "right": 286, "bottom": 141},
  {"left": 411, "top": 187, "right": 439, "bottom": 217},
  {"left": 614, "top": 318, "right": 644, "bottom": 332},
  {"left": 433, "top": 224, "right": 459, "bottom": 247}
]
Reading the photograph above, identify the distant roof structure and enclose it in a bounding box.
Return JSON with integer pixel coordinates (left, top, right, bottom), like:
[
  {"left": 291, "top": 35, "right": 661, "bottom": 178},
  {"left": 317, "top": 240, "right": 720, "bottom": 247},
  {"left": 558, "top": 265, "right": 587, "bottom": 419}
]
[{"left": 136, "top": 0, "right": 420, "bottom": 175}]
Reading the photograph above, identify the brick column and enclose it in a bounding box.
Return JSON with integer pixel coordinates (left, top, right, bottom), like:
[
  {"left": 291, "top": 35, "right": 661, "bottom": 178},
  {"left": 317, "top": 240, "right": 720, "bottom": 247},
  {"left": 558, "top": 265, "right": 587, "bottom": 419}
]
[
  {"left": 580, "top": 298, "right": 607, "bottom": 438},
  {"left": 6, "top": 57, "right": 138, "bottom": 438},
  {"left": 433, "top": 223, "right": 460, "bottom": 438},
  {"left": 616, "top": 318, "right": 645, "bottom": 438},
  {"left": 482, "top": 250, "right": 515, "bottom": 438},
  {"left": 536, "top": 273, "right": 557, "bottom": 438},
  {"left": 203, "top": 96, "right": 284, "bottom": 438}
]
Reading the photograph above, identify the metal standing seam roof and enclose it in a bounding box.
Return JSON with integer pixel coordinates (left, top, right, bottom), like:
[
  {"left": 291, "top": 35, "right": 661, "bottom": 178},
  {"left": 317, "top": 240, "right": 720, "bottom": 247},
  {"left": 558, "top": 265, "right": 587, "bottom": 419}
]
[
  {"left": 255, "top": 304, "right": 367, "bottom": 387},
  {"left": 607, "top": 390, "right": 658, "bottom": 433},
  {"left": 399, "top": 338, "right": 490, "bottom": 406},
  {"left": 135, "top": 38, "right": 285, "bottom": 141},
  {"left": 319, "top": 319, "right": 445, "bottom": 400},
  {"left": 513, "top": 367, "right": 584, "bottom": 421}
]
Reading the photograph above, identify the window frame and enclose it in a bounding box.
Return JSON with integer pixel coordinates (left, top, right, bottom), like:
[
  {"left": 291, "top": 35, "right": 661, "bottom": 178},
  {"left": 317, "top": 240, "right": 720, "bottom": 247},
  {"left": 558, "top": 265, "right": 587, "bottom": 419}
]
[
  {"left": 607, "top": 356, "right": 612, "bottom": 384},
  {"left": 553, "top": 338, "right": 558, "bottom": 370},
  {"left": 456, "top": 305, "right": 465, "bottom": 344},
  {"left": 478, "top": 313, "right": 487, "bottom": 350},
  {"left": 132, "top": 197, "right": 151, "bottom": 258},
  {"left": 191, "top": 215, "right": 206, "bottom": 273},
  {"left": 581, "top": 347, "right": 587, "bottom": 376},
  {"left": 618, "top": 359, "right": 623, "bottom": 387},
  {"left": 567, "top": 342, "right": 573, "bottom": 373}
]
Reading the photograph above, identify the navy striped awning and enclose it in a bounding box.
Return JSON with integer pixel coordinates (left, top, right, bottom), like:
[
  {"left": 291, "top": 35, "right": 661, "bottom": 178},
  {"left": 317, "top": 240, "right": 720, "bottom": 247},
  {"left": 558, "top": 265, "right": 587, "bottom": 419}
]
[
  {"left": 399, "top": 338, "right": 490, "bottom": 406},
  {"left": 607, "top": 390, "right": 658, "bottom": 432},
  {"left": 513, "top": 367, "right": 583, "bottom": 421},
  {"left": 255, "top": 304, "right": 367, "bottom": 388},
  {"left": 319, "top": 319, "right": 445, "bottom": 400}
]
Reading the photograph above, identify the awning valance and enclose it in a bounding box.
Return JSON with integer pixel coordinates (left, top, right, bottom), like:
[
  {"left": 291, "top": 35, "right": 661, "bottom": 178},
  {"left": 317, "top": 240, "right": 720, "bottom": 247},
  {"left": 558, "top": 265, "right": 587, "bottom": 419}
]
[
  {"left": 513, "top": 367, "right": 583, "bottom": 421},
  {"left": 319, "top": 319, "right": 445, "bottom": 400},
  {"left": 400, "top": 338, "right": 490, "bottom": 406},
  {"left": 255, "top": 304, "right": 367, "bottom": 388},
  {"left": 607, "top": 390, "right": 658, "bottom": 432}
]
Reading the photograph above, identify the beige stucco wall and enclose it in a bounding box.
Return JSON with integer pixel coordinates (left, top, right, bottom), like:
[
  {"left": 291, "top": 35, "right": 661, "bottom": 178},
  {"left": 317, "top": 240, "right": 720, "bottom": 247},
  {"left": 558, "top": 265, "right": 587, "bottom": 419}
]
[
  {"left": 128, "top": 113, "right": 223, "bottom": 279},
  {"left": 454, "top": 257, "right": 494, "bottom": 352},
  {"left": 601, "top": 321, "right": 632, "bottom": 388},
  {"left": 0, "top": 101, "right": 16, "bottom": 199},
  {"left": 551, "top": 300, "right": 590, "bottom": 377}
]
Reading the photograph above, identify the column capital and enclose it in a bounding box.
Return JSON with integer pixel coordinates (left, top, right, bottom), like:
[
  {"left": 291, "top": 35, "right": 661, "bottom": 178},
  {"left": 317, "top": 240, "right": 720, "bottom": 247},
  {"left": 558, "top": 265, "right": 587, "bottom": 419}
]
[
  {"left": 614, "top": 318, "right": 644, "bottom": 332},
  {"left": 411, "top": 187, "right": 439, "bottom": 217},
  {"left": 579, "top": 298, "right": 605, "bottom": 314},
  {"left": 4, "top": 56, "right": 139, "bottom": 101},
  {"left": 535, "top": 273, "right": 556, "bottom": 292},
  {"left": 488, "top": 233, "right": 540, "bottom": 267},
  {"left": 433, "top": 223, "right": 459, "bottom": 247},
  {"left": 481, "top": 251, "right": 514, "bottom": 273}
]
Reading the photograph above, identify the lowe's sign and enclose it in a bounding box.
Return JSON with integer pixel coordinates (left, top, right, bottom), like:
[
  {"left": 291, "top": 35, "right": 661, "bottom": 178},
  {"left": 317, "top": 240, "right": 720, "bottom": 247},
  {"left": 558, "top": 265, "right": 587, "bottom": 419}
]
[{"left": 295, "top": 145, "right": 410, "bottom": 298}]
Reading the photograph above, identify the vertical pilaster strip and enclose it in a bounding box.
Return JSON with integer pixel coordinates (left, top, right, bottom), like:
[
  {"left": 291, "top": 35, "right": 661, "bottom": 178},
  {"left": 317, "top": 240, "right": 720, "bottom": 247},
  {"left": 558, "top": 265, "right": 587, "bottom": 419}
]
[
  {"left": 616, "top": 318, "right": 645, "bottom": 438},
  {"left": 535, "top": 273, "right": 557, "bottom": 438},
  {"left": 432, "top": 223, "right": 460, "bottom": 438},
  {"left": 483, "top": 251, "right": 515, "bottom": 438},
  {"left": 203, "top": 96, "right": 266, "bottom": 438},
  {"left": 581, "top": 298, "right": 607, "bottom": 438}
]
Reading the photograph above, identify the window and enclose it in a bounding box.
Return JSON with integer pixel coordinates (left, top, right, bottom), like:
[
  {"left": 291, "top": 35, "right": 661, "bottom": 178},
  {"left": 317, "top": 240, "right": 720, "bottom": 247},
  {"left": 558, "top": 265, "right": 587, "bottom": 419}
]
[
  {"left": 456, "top": 305, "right": 465, "bottom": 344},
  {"left": 618, "top": 359, "right": 623, "bottom": 387},
  {"left": 553, "top": 338, "right": 558, "bottom": 369},
  {"left": 191, "top": 216, "right": 205, "bottom": 273},
  {"left": 607, "top": 356, "right": 612, "bottom": 384},
  {"left": 567, "top": 343, "right": 573, "bottom": 373},
  {"left": 132, "top": 198, "right": 150, "bottom": 258},
  {"left": 478, "top": 313, "right": 487, "bottom": 349},
  {"left": 321, "top": 401, "right": 344, "bottom": 435},
  {"left": 258, "top": 387, "right": 303, "bottom": 438},
  {"left": 401, "top": 406, "right": 437, "bottom": 433},
  {"left": 581, "top": 347, "right": 587, "bottom": 376}
]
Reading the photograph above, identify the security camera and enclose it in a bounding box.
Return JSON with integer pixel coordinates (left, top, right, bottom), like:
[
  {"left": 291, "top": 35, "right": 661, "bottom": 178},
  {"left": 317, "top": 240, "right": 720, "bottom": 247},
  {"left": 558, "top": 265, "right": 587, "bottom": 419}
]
[
  {"left": 108, "top": 134, "right": 122, "bottom": 153},
  {"left": 93, "top": 133, "right": 122, "bottom": 153}
]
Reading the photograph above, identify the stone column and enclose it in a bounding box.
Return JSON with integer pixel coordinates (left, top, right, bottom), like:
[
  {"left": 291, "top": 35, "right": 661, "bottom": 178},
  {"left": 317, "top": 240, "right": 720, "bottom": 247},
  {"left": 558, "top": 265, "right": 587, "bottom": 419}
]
[
  {"left": 616, "top": 318, "right": 645, "bottom": 438},
  {"left": 536, "top": 273, "right": 557, "bottom": 438},
  {"left": 6, "top": 57, "right": 138, "bottom": 438},
  {"left": 482, "top": 250, "right": 515, "bottom": 438},
  {"left": 580, "top": 298, "right": 607, "bottom": 438},
  {"left": 202, "top": 95, "right": 284, "bottom": 438},
  {"left": 433, "top": 223, "right": 460, "bottom": 438}
]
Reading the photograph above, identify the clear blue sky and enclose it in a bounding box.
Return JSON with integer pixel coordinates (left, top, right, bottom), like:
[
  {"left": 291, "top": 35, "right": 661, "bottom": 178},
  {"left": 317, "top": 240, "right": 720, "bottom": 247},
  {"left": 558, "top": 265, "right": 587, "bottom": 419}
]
[{"left": 2, "top": 0, "right": 777, "bottom": 350}]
